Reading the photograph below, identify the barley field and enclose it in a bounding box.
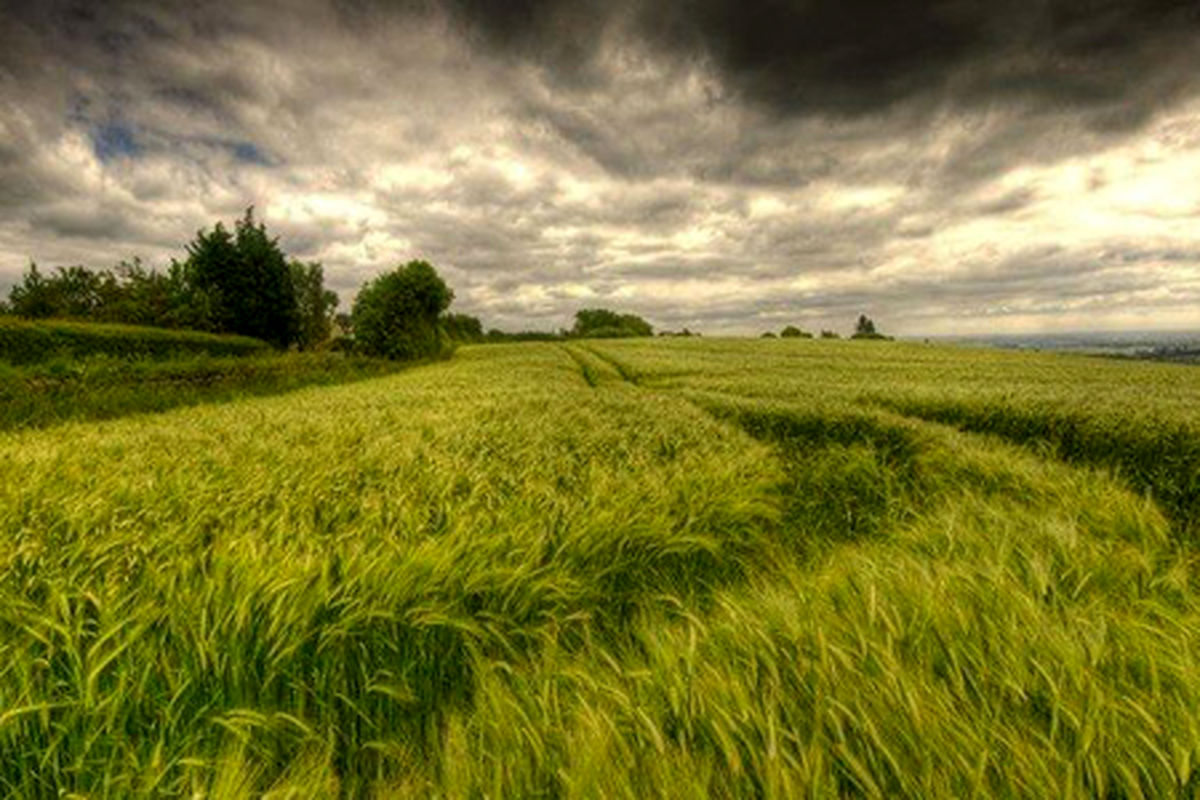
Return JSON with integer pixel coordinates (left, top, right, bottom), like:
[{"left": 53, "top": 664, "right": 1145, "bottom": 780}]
[{"left": 4, "top": 339, "right": 1200, "bottom": 797}]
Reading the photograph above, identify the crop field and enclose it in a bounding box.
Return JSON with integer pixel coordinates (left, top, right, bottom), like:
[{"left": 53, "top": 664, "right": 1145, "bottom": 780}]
[{"left": 3, "top": 338, "right": 1200, "bottom": 797}]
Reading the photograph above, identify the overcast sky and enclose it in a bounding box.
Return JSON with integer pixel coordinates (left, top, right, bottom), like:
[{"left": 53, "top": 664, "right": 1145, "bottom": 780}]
[{"left": 2, "top": 0, "right": 1200, "bottom": 335}]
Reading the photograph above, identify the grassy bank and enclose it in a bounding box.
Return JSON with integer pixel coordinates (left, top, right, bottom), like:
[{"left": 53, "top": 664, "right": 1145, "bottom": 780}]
[
  {"left": 0, "top": 352, "right": 403, "bottom": 431},
  {"left": 0, "top": 317, "right": 269, "bottom": 364}
]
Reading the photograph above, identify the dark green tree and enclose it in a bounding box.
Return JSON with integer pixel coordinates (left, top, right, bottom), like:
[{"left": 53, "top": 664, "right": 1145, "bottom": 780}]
[
  {"left": 780, "top": 325, "right": 812, "bottom": 338},
  {"left": 8, "top": 264, "right": 58, "bottom": 318},
  {"left": 443, "top": 312, "right": 484, "bottom": 342},
  {"left": 351, "top": 260, "right": 454, "bottom": 360},
  {"left": 289, "top": 261, "right": 339, "bottom": 350},
  {"left": 184, "top": 208, "right": 298, "bottom": 347},
  {"left": 851, "top": 314, "right": 890, "bottom": 340}
]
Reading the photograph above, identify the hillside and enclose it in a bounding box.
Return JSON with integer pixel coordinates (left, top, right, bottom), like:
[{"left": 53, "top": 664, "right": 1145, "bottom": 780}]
[{"left": 2, "top": 339, "right": 1199, "bottom": 797}]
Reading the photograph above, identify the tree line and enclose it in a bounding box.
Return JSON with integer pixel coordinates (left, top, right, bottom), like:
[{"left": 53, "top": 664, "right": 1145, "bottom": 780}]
[
  {"left": 2, "top": 207, "right": 891, "bottom": 358},
  {"left": 4, "top": 210, "right": 339, "bottom": 350},
  {"left": 0, "top": 210, "right": 663, "bottom": 360}
]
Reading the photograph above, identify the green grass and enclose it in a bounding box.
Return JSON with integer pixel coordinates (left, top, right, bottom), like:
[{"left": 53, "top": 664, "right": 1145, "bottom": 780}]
[
  {"left": 0, "top": 352, "right": 405, "bottom": 432},
  {"left": 3, "top": 338, "right": 1200, "bottom": 796},
  {"left": 0, "top": 317, "right": 270, "bottom": 364}
]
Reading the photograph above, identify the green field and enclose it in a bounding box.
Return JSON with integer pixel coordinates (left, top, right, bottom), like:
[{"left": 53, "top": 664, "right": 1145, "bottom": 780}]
[{"left": 3, "top": 339, "right": 1200, "bottom": 797}]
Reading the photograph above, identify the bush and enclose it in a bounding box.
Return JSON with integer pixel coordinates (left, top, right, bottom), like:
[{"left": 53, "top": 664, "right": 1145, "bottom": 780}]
[
  {"left": 443, "top": 313, "right": 484, "bottom": 343},
  {"left": 571, "top": 308, "right": 653, "bottom": 338},
  {"left": 0, "top": 317, "right": 269, "bottom": 365},
  {"left": 780, "top": 325, "right": 812, "bottom": 338},
  {"left": 351, "top": 261, "right": 454, "bottom": 360}
]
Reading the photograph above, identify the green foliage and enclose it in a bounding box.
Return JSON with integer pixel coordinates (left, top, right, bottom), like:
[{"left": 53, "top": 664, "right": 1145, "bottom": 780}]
[
  {"left": 442, "top": 312, "right": 484, "bottom": 343},
  {"left": 571, "top": 307, "right": 653, "bottom": 338},
  {"left": 0, "top": 317, "right": 268, "bottom": 365},
  {"left": 820, "top": 329, "right": 840, "bottom": 339},
  {"left": 8, "top": 220, "right": 339, "bottom": 349},
  {"left": 780, "top": 324, "right": 811, "bottom": 338},
  {"left": 6, "top": 258, "right": 219, "bottom": 330},
  {"left": 351, "top": 260, "right": 454, "bottom": 360},
  {"left": 0, "top": 351, "right": 400, "bottom": 432},
  {"left": 289, "top": 261, "right": 339, "bottom": 350},
  {"left": 184, "top": 209, "right": 298, "bottom": 348},
  {"left": 485, "top": 328, "right": 563, "bottom": 342}
]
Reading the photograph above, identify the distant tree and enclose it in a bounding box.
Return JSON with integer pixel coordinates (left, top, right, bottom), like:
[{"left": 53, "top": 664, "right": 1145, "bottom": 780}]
[
  {"left": 484, "top": 328, "right": 562, "bottom": 342},
  {"left": 442, "top": 312, "right": 484, "bottom": 343},
  {"left": 850, "top": 314, "right": 891, "bottom": 340},
  {"left": 571, "top": 308, "right": 653, "bottom": 338},
  {"left": 351, "top": 260, "right": 453, "bottom": 360},
  {"left": 290, "top": 261, "right": 339, "bottom": 350},
  {"left": 820, "top": 330, "right": 840, "bottom": 339},
  {"left": 761, "top": 331, "right": 776, "bottom": 338},
  {"left": 334, "top": 312, "right": 353, "bottom": 336},
  {"left": 183, "top": 208, "right": 298, "bottom": 347},
  {"left": 780, "top": 325, "right": 812, "bottom": 338}
]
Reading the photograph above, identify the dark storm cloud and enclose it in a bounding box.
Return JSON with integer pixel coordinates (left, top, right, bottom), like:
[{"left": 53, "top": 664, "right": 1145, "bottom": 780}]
[{"left": 442, "top": 0, "right": 1200, "bottom": 117}]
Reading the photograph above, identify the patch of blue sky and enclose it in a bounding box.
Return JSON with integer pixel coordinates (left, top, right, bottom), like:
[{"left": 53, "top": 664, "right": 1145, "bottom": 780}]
[{"left": 91, "top": 122, "right": 142, "bottom": 162}]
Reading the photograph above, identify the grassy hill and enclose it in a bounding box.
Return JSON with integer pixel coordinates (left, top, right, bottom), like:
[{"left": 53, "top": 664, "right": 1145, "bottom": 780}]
[{"left": 2, "top": 338, "right": 1199, "bottom": 797}]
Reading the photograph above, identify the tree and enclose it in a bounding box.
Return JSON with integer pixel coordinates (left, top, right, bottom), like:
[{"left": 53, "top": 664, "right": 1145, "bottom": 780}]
[
  {"left": 820, "top": 330, "right": 840, "bottom": 339},
  {"left": 351, "top": 260, "right": 454, "bottom": 360},
  {"left": 443, "top": 312, "right": 484, "bottom": 343},
  {"left": 183, "top": 208, "right": 298, "bottom": 347},
  {"left": 851, "top": 314, "right": 891, "bottom": 340},
  {"left": 289, "top": 261, "right": 339, "bottom": 350},
  {"left": 780, "top": 325, "right": 812, "bottom": 338},
  {"left": 8, "top": 264, "right": 57, "bottom": 318},
  {"left": 571, "top": 308, "right": 653, "bottom": 338}
]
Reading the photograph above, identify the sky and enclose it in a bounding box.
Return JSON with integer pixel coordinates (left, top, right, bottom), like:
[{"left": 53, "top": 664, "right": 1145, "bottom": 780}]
[{"left": 2, "top": 0, "right": 1200, "bottom": 336}]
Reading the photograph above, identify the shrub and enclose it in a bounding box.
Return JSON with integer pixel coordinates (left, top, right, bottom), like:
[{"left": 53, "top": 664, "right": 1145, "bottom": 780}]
[
  {"left": 351, "top": 260, "right": 454, "bottom": 360},
  {"left": 780, "top": 325, "right": 812, "bottom": 338},
  {"left": 571, "top": 308, "right": 653, "bottom": 338},
  {"left": 443, "top": 313, "right": 484, "bottom": 343}
]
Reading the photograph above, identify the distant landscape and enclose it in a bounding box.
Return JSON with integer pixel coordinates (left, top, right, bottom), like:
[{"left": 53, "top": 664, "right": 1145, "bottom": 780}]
[{"left": 934, "top": 329, "right": 1200, "bottom": 361}]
